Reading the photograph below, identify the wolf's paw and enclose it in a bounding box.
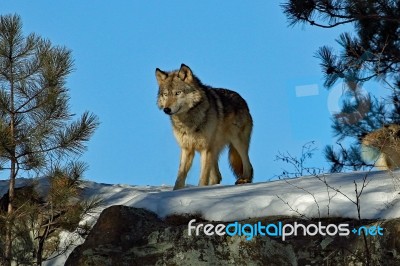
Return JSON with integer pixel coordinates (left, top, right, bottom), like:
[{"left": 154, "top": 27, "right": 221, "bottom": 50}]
[
  {"left": 235, "top": 178, "right": 252, "bottom": 185},
  {"left": 173, "top": 181, "right": 185, "bottom": 190}
]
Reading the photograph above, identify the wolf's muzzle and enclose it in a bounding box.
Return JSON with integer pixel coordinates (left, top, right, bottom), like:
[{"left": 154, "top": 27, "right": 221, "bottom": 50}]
[{"left": 163, "top": 107, "right": 172, "bottom": 115}]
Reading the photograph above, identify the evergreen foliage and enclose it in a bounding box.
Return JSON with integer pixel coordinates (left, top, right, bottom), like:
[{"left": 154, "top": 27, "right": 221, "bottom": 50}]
[
  {"left": 282, "top": 0, "right": 400, "bottom": 172},
  {"left": 0, "top": 14, "right": 99, "bottom": 265}
]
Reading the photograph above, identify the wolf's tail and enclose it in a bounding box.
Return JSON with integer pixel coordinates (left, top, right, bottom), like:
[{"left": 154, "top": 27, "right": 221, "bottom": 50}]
[
  {"left": 229, "top": 144, "right": 253, "bottom": 184},
  {"left": 229, "top": 145, "right": 243, "bottom": 178}
]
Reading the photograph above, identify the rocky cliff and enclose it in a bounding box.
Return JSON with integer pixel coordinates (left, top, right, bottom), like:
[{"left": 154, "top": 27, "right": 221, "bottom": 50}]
[{"left": 66, "top": 205, "right": 400, "bottom": 265}]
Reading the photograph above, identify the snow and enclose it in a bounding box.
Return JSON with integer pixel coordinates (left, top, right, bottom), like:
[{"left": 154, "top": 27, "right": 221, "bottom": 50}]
[
  {"left": 1, "top": 170, "right": 400, "bottom": 222},
  {"left": 125, "top": 171, "right": 400, "bottom": 221},
  {"left": 1, "top": 170, "right": 400, "bottom": 265}
]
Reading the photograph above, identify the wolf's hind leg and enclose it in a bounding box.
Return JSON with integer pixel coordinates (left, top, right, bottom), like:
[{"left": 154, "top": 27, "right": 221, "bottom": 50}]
[
  {"left": 174, "top": 148, "right": 195, "bottom": 190},
  {"left": 230, "top": 132, "right": 253, "bottom": 184}
]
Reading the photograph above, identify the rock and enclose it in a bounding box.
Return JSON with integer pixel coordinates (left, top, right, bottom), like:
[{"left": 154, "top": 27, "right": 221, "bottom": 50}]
[{"left": 66, "top": 206, "right": 400, "bottom": 265}]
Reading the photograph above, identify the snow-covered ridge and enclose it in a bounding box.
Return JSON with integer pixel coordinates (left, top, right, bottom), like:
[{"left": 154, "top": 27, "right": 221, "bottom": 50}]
[
  {"left": 2, "top": 170, "right": 399, "bottom": 222},
  {"left": 2, "top": 170, "right": 399, "bottom": 265},
  {"left": 128, "top": 171, "right": 400, "bottom": 221}
]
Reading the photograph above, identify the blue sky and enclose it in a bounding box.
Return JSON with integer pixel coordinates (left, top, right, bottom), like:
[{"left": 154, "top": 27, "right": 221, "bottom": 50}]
[{"left": 2, "top": 1, "right": 372, "bottom": 186}]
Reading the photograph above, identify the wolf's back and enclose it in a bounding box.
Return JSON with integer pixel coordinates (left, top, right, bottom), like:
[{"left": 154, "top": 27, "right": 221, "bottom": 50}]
[
  {"left": 214, "top": 89, "right": 251, "bottom": 112},
  {"left": 205, "top": 88, "right": 252, "bottom": 125}
]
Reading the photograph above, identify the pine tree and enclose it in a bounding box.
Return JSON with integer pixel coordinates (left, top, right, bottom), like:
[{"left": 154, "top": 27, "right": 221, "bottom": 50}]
[
  {"left": 282, "top": 0, "right": 400, "bottom": 172},
  {"left": 0, "top": 14, "right": 99, "bottom": 265}
]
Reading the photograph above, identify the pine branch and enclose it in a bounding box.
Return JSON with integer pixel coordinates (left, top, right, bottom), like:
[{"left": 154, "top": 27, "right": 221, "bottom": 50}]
[{"left": 56, "top": 112, "right": 99, "bottom": 155}]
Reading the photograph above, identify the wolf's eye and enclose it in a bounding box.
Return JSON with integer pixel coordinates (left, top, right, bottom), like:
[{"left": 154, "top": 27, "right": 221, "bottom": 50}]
[
  {"left": 163, "top": 92, "right": 168, "bottom": 97},
  {"left": 175, "top": 91, "right": 182, "bottom": 96}
]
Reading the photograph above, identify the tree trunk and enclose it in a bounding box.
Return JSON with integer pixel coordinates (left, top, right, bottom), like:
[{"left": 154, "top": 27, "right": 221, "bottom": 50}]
[
  {"left": 4, "top": 47, "right": 16, "bottom": 266},
  {"left": 37, "top": 236, "right": 45, "bottom": 266}
]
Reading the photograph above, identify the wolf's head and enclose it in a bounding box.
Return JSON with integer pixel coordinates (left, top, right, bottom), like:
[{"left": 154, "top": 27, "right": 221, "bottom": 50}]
[{"left": 155, "top": 64, "right": 203, "bottom": 116}]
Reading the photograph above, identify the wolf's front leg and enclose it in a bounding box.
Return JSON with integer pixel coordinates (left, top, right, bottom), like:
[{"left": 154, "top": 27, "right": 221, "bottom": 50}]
[
  {"left": 198, "top": 149, "right": 215, "bottom": 186},
  {"left": 174, "top": 148, "right": 195, "bottom": 190}
]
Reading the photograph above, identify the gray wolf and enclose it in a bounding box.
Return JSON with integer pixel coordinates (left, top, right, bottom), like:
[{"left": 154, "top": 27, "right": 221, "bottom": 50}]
[
  {"left": 361, "top": 124, "right": 400, "bottom": 170},
  {"left": 155, "top": 64, "right": 253, "bottom": 190}
]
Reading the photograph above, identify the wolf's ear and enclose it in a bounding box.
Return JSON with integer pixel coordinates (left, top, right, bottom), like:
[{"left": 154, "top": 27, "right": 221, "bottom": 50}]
[
  {"left": 155, "top": 68, "right": 168, "bottom": 84},
  {"left": 178, "top": 64, "right": 193, "bottom": 83}
]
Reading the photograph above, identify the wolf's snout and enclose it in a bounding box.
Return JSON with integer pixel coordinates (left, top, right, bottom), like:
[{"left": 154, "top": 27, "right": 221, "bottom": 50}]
[{"left": 163, "top": 107, "right": 172, "bottom": 115}]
